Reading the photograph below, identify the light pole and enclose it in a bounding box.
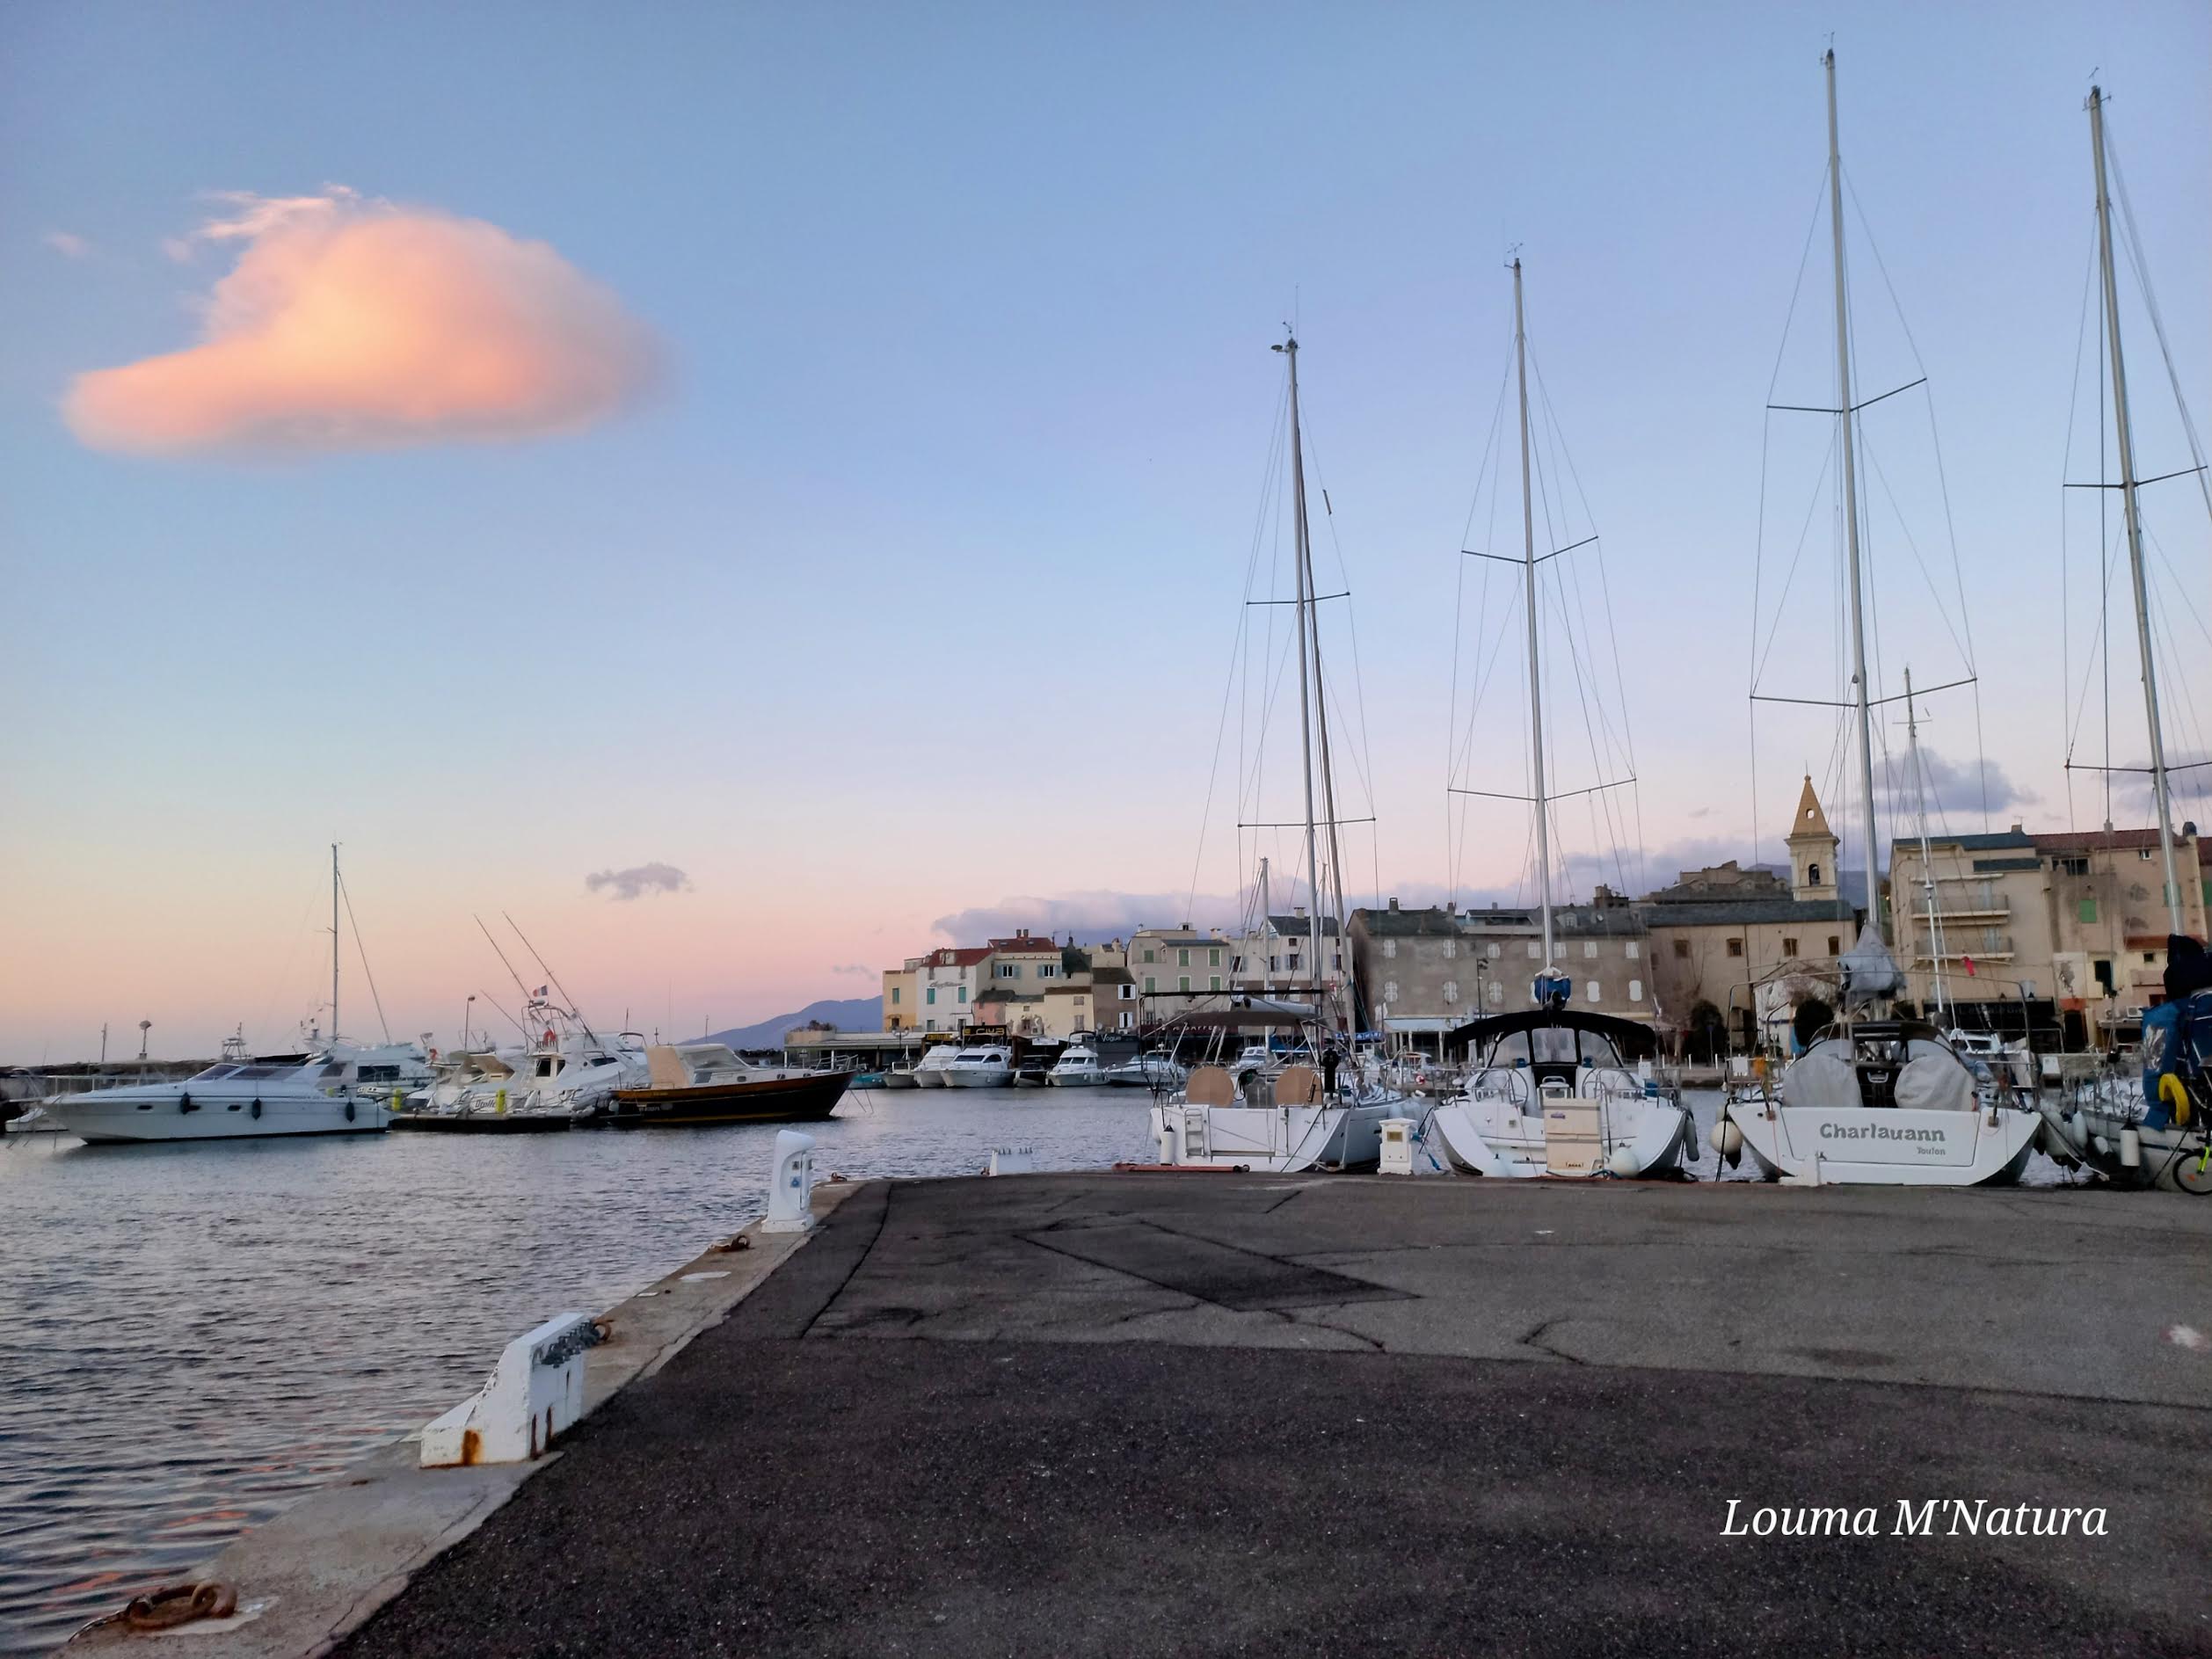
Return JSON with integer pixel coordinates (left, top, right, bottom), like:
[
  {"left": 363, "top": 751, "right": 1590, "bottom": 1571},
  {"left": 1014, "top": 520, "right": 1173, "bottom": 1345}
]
[{"left": 463, "top": 995, "right": 477, "bottom": 1053}]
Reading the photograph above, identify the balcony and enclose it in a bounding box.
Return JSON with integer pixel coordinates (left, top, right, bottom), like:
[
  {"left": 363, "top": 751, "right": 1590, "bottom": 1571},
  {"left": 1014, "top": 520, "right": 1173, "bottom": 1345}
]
[{"left": 1909, "top": 935, "right": 2015, "bottom": 964}]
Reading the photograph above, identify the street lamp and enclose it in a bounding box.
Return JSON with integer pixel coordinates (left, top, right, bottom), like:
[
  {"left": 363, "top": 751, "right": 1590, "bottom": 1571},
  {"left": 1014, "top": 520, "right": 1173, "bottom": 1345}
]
[
  {"left": 463, "top": 994, "right": 477, "bottom": 1053},
  {"left": 136, "top": 1019, "right": 151, "bottom": 1061}
]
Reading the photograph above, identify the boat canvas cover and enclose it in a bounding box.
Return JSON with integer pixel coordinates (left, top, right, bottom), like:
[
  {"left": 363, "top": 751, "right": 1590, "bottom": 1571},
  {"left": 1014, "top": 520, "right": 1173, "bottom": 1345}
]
[
  {"left": 1782, "top": 1037, "right": 1975, "bottom": 1113},
  {"left": 1838, "top": 934, "right": 1904, "bottom": 1008}
]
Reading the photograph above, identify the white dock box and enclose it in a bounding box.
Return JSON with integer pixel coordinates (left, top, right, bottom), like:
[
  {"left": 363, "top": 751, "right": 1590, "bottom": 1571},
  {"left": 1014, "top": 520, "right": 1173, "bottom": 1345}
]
[{"left": 1378, "top": 1117, "right": 1415, "bottom": 1175}]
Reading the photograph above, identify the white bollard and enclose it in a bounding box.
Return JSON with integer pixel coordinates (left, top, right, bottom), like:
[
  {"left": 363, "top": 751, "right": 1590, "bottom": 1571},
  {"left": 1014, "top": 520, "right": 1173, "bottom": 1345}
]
[
  {"left": 419, "top": 1312, "right": 599, "bottom": 1467},
  {"left": 764, "top": 1129, "right": 817, "bottom": 1233},
  {"left": 988, "top": 1146, "right": 1036, "bottom": 1175}
]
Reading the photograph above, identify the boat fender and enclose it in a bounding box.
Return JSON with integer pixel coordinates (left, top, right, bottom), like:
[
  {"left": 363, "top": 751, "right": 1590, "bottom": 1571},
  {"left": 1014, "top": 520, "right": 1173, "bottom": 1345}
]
[
  {"left": 1710, "top": 1118, "right": 1743, "bottom": 1158},
  {"left": 251, "top": 1098, "right": 261, "bottom": 1119},
  {"left": 2120, "top": 1127, "right": 2141, "bottom": 1168},
  {"left": 345, "top": 1100, "right": 356, "bottom": 1123},
  {"left": 178, "top": 1092, "right": 195, "bottom": 1114},
  {"left": 2159, "top": 1073, "right": 2192, "bottom": 1128}
]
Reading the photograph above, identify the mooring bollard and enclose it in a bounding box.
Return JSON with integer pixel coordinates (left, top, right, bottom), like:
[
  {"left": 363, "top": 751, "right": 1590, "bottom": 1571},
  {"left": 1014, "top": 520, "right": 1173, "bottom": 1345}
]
[
  {"left": 764, "top": 1129, "right": 817, "bottom": 1233},
  {"left": 419, "top": 1312, "right": 600, "bottom": 1467}
]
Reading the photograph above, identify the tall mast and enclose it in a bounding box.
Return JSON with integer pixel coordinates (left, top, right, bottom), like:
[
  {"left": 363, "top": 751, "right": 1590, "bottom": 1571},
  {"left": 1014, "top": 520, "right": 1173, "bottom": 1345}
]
[
  {"left": 1825, "top": 50, "right": 1884, "bottom": 949},
  {"left": 1276, "top": 335, "right": 1327, "bottom": 1021},
  {"left": 1904, "top": 667, "right": 1947, "bottom": 1018},
  {"left": 2090, "top": 84, "right": 2182, "bottom": 931},
  {"left": 330, "top": 842, "right": 341, "bottom": 1044},
  {"left": 1513, "top": 259, "right": 1553, "bottom": 968}
]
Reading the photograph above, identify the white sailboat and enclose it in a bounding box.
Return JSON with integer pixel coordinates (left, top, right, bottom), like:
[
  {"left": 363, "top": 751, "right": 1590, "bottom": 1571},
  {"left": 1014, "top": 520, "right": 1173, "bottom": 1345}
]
[
  {"left": 1426, "top": 258, "right": 1694, "bottom": 1180},
  {"left": 1717, "top": 51, "right": 2041, "bottom": 1187},
  {"left": 45, "top": 848, "right": 427, "bottom": 1143},
  {"left": 1150, "top": 331, "right": 1403, "bottom": 1173},
  {"left": 2035, "top": 83, "right": 2212, "bottom": 1195}
]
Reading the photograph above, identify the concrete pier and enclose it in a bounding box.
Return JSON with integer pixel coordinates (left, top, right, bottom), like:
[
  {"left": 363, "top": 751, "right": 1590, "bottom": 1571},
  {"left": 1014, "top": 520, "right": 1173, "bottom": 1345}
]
[{"left": 335, "top": 1175, "right": 2212, "bottom": 1657}]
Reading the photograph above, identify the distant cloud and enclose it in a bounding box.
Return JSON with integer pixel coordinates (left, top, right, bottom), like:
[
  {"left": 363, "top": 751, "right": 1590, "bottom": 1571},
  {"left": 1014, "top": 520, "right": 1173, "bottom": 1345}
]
[
  {"left": 65, "top": 186, "right": 656, "bottom": 456},
  {"left": 932, "top": 890, "right": 1245, "bottom": 945},
  {"left": 1874, "top": 749, "right": 2036, "bottom": 815},
  {"left": 2106, "top": 750, "right": 2212, "bottom": 822},
  {"left": 585, "top": 862, "right": 692, "bottom": 901},
  {"left": 41, "top": 230, "right": 91, "bottom": 259},
  {"left": 830, "top": 963, "right": 875, "bottom": 977}
]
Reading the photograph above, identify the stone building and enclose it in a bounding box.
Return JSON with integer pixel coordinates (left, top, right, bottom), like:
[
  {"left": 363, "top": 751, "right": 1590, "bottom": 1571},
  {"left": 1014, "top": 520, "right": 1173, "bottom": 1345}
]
[{"left": 1888, "top": 821, "right": 2210, "bottom": 1043}]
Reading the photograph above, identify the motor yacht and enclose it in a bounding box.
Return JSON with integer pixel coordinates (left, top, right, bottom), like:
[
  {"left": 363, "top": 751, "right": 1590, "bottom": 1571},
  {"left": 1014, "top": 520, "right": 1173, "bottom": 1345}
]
[
  {"left": 1047, "top": 1041, "right": 1104, "bottom": 1087},
  {"left": 1102, "top": 1050, "right": 1187, "bottom": 1090},
  {"left": 43, "top": 1042, "right": 428, "bottom": 1143},
  {"left": 1428, "top": 1004, "right": 1695, "bottom": 1179},
  {"left": 911, "top": 1044, "right": 962, "bottom": 1088},
  {"left": 942, "top": 1045, "right": 1015, "bottom": 1088}
]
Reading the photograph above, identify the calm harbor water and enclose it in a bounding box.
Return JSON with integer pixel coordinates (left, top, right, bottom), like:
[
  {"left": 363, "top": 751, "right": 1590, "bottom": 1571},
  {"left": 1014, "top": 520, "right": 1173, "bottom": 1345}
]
[{"left": 0, "top": 1084, "right": 2068, "bottom": 1654}]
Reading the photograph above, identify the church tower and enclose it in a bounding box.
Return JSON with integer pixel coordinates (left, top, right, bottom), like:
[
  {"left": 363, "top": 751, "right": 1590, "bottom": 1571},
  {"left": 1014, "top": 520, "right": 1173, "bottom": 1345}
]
[{"left": 1787, "top": 775, "right": 1839, "bottom": 902}]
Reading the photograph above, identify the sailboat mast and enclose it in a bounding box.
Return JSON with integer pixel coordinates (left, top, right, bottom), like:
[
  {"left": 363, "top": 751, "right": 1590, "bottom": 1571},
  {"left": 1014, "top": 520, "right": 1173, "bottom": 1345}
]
[
  {"left": 1512, "top": 259, "right": 1553, "bottom": 967},
  {"left": 1277, "top": 334, "right": 1327, "bottom": 1015},
  {"left": 2089, "top": 84, "right": 2183, "bottom": 931},
  {"left": 1825, "top": 50, "right": 1884, "bottom": 949},
  {"left": 330, "top": 842, "right": 341, "bottom": 1044},
  {"left": 1905, "top": 667, "right": 1947, "bottom": 1018}
]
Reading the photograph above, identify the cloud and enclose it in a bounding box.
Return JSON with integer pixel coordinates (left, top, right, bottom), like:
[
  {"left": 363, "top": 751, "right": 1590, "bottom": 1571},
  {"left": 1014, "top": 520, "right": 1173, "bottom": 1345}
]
[
  {"left": 585, "top": 862, "right": 691, "bottom": 901},
  {"left": 932, "top": 890, "right": 1246, "bottom": 944},
  {"left": 830, "top": 963, "right": 875, "bottom": 977},
  {"left": 2106, "top": 751, "right": 2212, "bottom": 822},
  {"left": 1874, "top": 748, "right": 2036, "bottom": 815},
  {"left": 41, "top": 230, "right": 91, "bottom": 259},
  {"left": 65, "top": 186, "right": 656, "bottom": 455}
]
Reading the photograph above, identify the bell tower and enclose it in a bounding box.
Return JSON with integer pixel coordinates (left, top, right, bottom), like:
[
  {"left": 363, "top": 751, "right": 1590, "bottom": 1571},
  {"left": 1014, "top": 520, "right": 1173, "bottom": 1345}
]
[{"left": 1787, "top": 775, "right": 1839, "bottom": 902}]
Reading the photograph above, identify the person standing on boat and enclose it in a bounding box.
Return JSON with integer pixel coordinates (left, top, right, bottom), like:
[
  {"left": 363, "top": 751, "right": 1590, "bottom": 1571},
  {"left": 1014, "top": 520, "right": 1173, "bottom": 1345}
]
[{"left": 1322, "top": 1042, "right": 1342, "bottom": 1101}]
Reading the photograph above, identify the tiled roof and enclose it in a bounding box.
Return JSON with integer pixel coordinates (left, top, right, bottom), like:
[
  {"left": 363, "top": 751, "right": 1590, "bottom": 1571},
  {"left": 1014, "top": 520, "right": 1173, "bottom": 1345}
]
[
  {"left": 1266, "top": 913, "right": 1342, "bottom": 937},
  {"left": 925, "top": 946, "right": 993, "bottom": 967},
  {"left": 985, "top": 935, "right": 1060, "bottom": 955}
]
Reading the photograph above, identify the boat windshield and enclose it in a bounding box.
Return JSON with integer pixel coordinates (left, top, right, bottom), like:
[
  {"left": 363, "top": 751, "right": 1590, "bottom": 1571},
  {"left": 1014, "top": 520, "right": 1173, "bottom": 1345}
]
[
  {"left": 189, "top": 1065, "right": 242, "bottom": 1081},
  {"left": 1486, "top": 1026, "right": 1626, "bottom": 1068}
]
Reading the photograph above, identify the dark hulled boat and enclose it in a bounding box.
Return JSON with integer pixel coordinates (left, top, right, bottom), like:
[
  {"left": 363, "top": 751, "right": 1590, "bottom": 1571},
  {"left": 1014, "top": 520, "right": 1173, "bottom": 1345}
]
[{"left": 600, "top": 1044, "right": 853, "bottom": 1128}]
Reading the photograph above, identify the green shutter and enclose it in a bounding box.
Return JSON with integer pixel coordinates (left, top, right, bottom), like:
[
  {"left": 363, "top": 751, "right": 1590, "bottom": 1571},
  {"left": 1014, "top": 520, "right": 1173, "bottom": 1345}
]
[{"left": 2077, "top": 898, "right": 2098, "bottom": 924}]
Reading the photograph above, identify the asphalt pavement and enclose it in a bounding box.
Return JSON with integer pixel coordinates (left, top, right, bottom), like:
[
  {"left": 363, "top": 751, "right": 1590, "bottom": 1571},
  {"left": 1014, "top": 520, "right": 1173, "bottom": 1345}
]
[{"left": 339, "top": 1173, "right": 2212, "bottom": 1657}]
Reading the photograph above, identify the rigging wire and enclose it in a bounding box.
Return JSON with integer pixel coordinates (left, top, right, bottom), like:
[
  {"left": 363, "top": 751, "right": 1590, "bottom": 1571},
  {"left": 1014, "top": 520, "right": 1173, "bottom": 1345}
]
[{"left": 336, "top": 865, "right": 393, "bottom": 1044}]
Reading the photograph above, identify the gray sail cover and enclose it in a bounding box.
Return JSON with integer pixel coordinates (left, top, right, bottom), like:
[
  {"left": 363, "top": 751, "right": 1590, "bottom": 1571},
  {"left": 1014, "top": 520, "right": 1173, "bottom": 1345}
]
[{"left": 1838, "top": 934, "right": 1904, "bottom": 1009}]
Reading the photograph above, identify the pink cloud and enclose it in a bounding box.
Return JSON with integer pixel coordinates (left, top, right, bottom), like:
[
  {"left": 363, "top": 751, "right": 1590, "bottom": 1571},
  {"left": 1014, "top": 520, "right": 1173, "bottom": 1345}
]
[{"left": 65, "top": 189, "right": 656, "bottom": 455}]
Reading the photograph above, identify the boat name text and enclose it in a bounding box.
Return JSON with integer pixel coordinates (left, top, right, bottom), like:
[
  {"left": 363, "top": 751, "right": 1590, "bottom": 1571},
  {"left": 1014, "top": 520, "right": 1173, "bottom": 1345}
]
[{"left": 1721, "top": 1499, "right": 2106, "bottom": 1538}]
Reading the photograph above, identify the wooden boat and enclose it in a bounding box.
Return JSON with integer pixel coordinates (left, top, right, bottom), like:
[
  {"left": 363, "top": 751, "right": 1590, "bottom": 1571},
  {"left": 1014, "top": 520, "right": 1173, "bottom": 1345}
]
[{"left": 601, "top": 1044, "right": 853, "bottom": 1127}]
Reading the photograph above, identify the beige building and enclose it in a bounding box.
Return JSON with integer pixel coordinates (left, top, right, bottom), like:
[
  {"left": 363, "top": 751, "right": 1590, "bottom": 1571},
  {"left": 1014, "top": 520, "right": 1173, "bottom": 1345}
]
[
  {"left": 913, "top": 946, "right": 992, "bottom": 1033},
  {"left": 1888, "top": 822, "right": 2210, "bottom": 1041},
  {"left": 1637, "top": 779, "right": 1861, "bottom": 1049},
  {"left": 1129, "top": 927, "right": 1233, "bottom": 1022},
  {"left": 882, "top": 957, "right": 922, "bottom": 1031}
]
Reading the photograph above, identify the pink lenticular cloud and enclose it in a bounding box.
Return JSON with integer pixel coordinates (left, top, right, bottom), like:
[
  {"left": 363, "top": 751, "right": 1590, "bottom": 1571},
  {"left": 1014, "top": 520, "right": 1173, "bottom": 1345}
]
[{"left": 65, "top": 189, "right": 656, "bottom": 455}]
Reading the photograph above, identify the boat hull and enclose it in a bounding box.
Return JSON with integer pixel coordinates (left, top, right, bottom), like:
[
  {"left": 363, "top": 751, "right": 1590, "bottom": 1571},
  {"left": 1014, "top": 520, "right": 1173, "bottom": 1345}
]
[
  {"left": 943, "top": 1071, "right": 1012, "bottom": 1088},
  {"left": 603, "top": 1068, "right": 852, "bottom": 1127},
  {"left": 1430, "top": 1095, "right": 1692, "bottom": 1179},
  {"left": 1149, "top": 1097, "right": 1402, "bottom": 1173},
  {"left": 47, "top": 1094, "right": 391, "bottom": 1143},
  {"left": 1724, "top": 1100, "right": 2041, "bottom": 1186},
  {"left": 2038, "top": 1098, "right": 2212, "bottom": 1194},
  {"left": 390, "top": 1111, "right": 574, "bottom": 1133}
]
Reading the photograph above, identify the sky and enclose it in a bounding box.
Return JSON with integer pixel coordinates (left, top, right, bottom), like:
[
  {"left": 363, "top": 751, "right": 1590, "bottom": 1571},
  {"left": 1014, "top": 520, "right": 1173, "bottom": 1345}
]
[{"left": 3, "top": 1, "right": 2208, "bottom": 1060}]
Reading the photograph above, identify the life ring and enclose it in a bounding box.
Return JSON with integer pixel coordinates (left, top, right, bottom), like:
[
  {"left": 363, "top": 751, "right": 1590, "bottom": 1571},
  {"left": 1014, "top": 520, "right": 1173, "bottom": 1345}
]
[
  {"left": 251, "top": 1099, "right": 262, "bottom": 1120},
  {"left": 542, "top": 1027, "right": 557, "bottom": 1046}
]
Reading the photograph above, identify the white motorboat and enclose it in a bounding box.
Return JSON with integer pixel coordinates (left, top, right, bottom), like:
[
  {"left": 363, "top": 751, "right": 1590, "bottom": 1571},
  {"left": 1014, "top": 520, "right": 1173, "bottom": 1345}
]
[
  {"left": 411, "top": 1018, "right": 648, "bottom": 1124},
  {"left": 942, "top": 1045, "right": 1014, "bottom": 1088},
  {"left": 1429, "top": 1006, "right": 1694, "bottom": 1179},
  {"left": 1047, "top": 1042, "right": 1104, "bottom": 1087},
  {"left": 911, "top": 1044, "right": 961, "bottom": 1088},
  {"left": 43, "top": 1043, "right": 427, "bottom": 1143},
  {"left": 1102, "top": 1050, "right": 1187, "bottom": 1090}
]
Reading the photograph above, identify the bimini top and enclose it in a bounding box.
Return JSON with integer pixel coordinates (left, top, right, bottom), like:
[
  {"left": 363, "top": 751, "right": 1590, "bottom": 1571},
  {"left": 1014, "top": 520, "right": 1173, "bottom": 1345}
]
[{"left": 1444, "top": 1008, "right": 1661, "bottom": 1061}]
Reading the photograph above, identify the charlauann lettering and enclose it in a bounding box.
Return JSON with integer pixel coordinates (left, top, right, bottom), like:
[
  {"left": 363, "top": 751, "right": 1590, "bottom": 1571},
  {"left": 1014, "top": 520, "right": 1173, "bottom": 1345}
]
[
  {"left": 1723, "top": 1499, "right": 2107, "bottom": 1538},
  {"left": 1819, "top": 1122, "right": 1946, "bottom": 1142}
]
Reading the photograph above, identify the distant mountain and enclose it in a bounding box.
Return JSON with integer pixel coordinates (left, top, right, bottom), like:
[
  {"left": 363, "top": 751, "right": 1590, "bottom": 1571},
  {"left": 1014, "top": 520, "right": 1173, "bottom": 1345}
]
[{"left": 698, "top": 997, "right": 881, "bottom": 1051}]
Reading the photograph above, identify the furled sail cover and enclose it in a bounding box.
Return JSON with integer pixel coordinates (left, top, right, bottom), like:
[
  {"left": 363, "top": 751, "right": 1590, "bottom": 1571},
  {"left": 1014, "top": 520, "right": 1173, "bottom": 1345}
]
[
  {"left": 1892, "top": 1051, "right": 1975, "bottom": 1112},
  {"left": 1838, "top": 934, "right": 1904, "bottom": 1009},
  {"left": 1779, "top": 1043, "right": 1860, "bottom": 1110}
]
